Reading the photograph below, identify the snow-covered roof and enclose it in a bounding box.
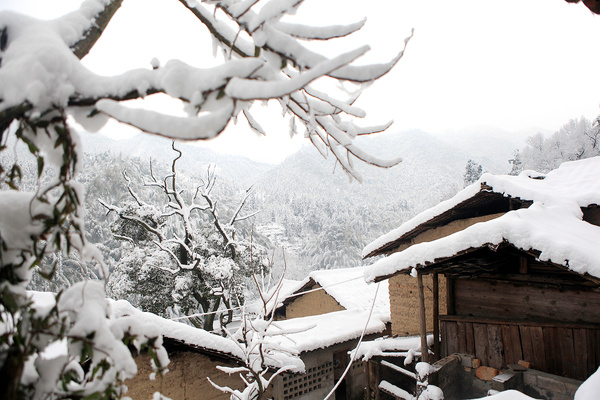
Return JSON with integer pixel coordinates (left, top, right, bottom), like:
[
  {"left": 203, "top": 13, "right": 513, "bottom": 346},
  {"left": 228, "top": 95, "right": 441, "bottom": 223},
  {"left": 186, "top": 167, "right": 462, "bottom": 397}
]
[
  {"left": 28, "top": 291, "right": 245, "bottom": 362},
  {"left": 364, "top": 157, "right": 600, "bottom": 283},
  {"left": 267, "top": 309, "right": 388, "bottom": 354},
  {"left": 363, "top": 156, "right": 600, "bottom": 259},
  {"left": 262, "top": 278, "right": 304, "bottom": 315},
  {"left": 277, "top": 266, "right": 390, "bottom": 318},
  {"left": 109, "top": 300, "right": 246, "bottom": 361}
]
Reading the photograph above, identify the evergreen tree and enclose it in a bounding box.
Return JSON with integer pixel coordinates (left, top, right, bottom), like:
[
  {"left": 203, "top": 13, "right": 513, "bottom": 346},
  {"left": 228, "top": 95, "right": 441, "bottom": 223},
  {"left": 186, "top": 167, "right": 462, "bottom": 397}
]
[
  {"left": 508, "top": 149, "right": 523, "bottom": 176},
  {"left": 463, "top": 159, "right": 483, "bottom": 187}
]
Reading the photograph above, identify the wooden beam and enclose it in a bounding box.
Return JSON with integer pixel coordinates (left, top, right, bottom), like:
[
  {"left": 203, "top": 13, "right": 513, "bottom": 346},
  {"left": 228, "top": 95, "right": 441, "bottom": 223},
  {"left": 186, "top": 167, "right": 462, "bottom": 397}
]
[
  {"left": 519, "top": 257, "right": 528, "bottom": 274},
  {"left": 446, "top": 276, "right": 455, "bottom": 315},
  {"left": 433, "top": 273, "right": 440, "bottom": 361},
  {"left": 418, "top": 272, "right": 429, "bottom": 363}
]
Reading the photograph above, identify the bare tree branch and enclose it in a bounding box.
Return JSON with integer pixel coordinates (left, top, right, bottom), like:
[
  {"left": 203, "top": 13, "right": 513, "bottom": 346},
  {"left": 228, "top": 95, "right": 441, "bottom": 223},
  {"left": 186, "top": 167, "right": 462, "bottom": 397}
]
[
  {"left": 70, "top": 0, "right": 124, "bottom": 59},
  {"left": 98, "top": 199, "right": 165, "bottom": 242}
]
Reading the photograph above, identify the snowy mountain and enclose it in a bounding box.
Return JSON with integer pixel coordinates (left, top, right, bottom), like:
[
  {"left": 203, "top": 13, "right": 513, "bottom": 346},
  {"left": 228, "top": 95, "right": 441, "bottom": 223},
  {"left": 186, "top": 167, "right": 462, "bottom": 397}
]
[
  {"left": 75, "top": 127, "right": 525, "bottom": 279},
  {"left": 78, "top": 131, "right": 272, "bottom": 187}
]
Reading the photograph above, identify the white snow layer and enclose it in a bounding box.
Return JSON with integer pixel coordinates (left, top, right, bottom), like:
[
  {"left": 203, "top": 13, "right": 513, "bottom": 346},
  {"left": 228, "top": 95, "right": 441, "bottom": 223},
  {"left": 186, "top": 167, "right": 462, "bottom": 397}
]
[
  {"left": 575, "top": 366, "right": 600, "bottom": 400},
  {"left": 364, "top": 157, "right": 600, "bottom": 282},
  {"left": 467, "top": 389, "right": 539, "bottom": 400},
  {"left": 267, "top": 309, "right": 388, "bottom": 353},
  {"left": 275, "top": 266, "right": 390, "bottom": 319},
  {"left": 110, "top": 299, "right": 246, "bottom": 361},
  {"left": 354, "top": 335, "right": 430, "bottom": 362},
  {"left": 363, "top": 157, "right": 600, "bottom": 258}
]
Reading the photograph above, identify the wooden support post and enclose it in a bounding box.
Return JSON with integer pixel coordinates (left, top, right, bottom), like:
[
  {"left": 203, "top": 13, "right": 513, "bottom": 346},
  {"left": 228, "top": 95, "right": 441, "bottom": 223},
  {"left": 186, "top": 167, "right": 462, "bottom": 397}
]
[
  {"left": 446, "top": 276, "right": 455, "bottom": 315},
  {"left": 417, "top": 272, "right": 429, "bottom": 363},
  {"left": 433, "top": 272, "right": 440, "bottom": 361}
]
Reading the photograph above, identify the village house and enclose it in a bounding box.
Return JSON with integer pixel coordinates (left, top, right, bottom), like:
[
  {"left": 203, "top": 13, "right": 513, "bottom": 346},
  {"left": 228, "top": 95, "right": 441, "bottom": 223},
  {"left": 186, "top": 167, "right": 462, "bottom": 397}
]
[
  {"left": 266, "top": 266, "right": 392, "bottom": 400},
  {"left": 110, "top": 266, "right": 394, "bottom": 400},
  {"left": 362, "top": 156, "right": 600, "bottom": 399},
  {"left": 110, "top": 299, "right": 249, "bottom": 400}
]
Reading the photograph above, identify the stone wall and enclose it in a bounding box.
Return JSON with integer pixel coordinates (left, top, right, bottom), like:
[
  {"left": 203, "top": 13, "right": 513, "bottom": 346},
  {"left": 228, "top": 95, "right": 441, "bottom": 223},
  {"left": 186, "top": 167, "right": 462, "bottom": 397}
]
[
  {"left": 389, "top": 274, "right": 447, "bottom": 336},
  {"left": 126, "top": 351, "right": 244, "bottom": 400}
]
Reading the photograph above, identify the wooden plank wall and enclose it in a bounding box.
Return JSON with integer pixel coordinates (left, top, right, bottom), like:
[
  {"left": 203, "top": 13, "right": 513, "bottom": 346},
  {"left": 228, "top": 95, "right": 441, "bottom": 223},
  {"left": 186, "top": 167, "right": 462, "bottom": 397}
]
[
  {"left": 453, "top": 279, "right": 600, "bottom": 324},
  {"left": 441, "top": 318, "right": 600, "bottom": 381}
]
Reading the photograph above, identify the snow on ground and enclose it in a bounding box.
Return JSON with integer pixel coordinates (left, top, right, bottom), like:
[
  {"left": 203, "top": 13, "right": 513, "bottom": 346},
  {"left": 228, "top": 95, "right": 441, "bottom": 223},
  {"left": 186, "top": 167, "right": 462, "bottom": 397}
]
[
  {"left": 574, "top": 366, "right": 600, "bottom": 400},
  {"left": 467, "top": 390, "right": 540, "bottom": 400}
]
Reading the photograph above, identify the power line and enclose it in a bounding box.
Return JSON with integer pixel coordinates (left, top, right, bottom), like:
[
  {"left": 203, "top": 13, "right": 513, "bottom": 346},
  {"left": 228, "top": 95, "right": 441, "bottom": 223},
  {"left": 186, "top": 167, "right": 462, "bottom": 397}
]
[{"left": 169, "top": 274, "right": 368, "bottom": 321}]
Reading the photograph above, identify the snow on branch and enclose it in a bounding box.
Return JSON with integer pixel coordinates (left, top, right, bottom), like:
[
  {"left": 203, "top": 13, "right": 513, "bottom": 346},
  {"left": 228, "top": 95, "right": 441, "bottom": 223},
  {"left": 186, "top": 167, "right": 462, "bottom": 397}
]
[
  {"left": 274, "top": 18, "right": 366, "bottom": 40},
  {"left": 96, "top": 98, "right": 235, "bottom": 140},
  {"left": 1, "top": 0, "right": 410, "bottom": 195},
  {"left": 225, "top": 45, "right": 370, "bottom": 100},
  {"left": 67, "top": 0, "right": 124, "bottom": 59}
]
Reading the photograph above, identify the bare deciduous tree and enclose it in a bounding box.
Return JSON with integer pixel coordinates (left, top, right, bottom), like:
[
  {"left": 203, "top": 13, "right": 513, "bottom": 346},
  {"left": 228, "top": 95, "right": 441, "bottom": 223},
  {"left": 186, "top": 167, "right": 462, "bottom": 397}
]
[{"left": 100, "top": 142, "right": 267, "bottom": 331}]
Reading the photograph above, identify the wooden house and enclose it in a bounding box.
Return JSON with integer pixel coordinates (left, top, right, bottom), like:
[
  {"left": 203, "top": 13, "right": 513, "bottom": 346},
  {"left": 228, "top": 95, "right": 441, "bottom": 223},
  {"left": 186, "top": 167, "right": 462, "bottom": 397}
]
[{"left": 363, "top": 157, "right": 600, "bottom": 384}]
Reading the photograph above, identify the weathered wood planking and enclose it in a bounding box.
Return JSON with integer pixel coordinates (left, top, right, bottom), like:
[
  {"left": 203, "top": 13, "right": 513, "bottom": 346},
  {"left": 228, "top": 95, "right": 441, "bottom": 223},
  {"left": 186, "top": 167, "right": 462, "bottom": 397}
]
[
  {"left": 446, "top": 320, "right": 459, "bottom": 356},
  {"left": 473, "top": 323, "right": 489, "bottom": 366},
  {"left": 573, "top": 329, "right": 589, "bottom": 381},
  {"left": 453, "top": 279, "right": 600, "bottom": 324},
  {"left": 456, "top": 321, "right": 467, "bottom": 354},
  {"left": 441, "top": 319, "right": 599, "bottom": 380},
  {"left": 544, "top": 327, "right": 559, "bottom": 376},
  {"left": 501, "top": 325, "right": 522, "bottom": 365},
  {"left": 487, "top": 324, "right": 504, "bottom": 369},
  {"left": 529, "top": 325, "right": 548, "bottom": 373},
  {"left": 465, "top": 322, "right": 475, "bottom": 356}
]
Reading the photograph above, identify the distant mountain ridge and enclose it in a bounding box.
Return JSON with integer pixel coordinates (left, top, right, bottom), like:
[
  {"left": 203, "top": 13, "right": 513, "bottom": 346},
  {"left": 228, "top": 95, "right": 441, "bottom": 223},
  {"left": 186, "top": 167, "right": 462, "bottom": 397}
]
[
  {"left": 78, "top": 131, "right": 273, "bottom": 187},
  {"left": 75, "top": 126, "right": 529, "bottom": 277}
]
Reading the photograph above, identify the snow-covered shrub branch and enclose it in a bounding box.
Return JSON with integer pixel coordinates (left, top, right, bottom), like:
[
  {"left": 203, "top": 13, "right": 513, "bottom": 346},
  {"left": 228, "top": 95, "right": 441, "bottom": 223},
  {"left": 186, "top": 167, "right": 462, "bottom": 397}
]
[{"left": 209, "top": 258, "right": 307, "bottom": 400}]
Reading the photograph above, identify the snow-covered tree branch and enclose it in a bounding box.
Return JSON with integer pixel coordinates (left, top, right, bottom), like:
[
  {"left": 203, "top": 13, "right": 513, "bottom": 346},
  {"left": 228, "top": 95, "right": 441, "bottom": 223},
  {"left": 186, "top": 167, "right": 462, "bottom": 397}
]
[
  {"left": 0, "top": 0, "right": 408, "bottom": 181},
  {"left": 209, "top": 256, "right": 308, "bottom": 400},
  {"left": 101, "top": 143, "right": 269, "bottom": 331},
  {"left": 0, "top": 1, "right": 407, "bottom": 397}
]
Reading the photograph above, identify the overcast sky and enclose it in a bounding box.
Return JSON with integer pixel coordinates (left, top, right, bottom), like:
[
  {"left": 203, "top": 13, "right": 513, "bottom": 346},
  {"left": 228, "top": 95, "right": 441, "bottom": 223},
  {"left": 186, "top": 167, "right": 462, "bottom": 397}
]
[{"left": 4, "top": 0, "right": 600, "bottom": 163}]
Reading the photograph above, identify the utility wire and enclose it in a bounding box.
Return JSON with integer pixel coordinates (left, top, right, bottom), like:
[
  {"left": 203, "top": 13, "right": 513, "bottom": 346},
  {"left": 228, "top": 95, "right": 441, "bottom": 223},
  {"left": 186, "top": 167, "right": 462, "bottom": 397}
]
[
  {"left": 323, "top": 281, "right": 381, "bottom": 400},
  {"left": 170, "top": 274, "right": 368, "bottom": 321}
]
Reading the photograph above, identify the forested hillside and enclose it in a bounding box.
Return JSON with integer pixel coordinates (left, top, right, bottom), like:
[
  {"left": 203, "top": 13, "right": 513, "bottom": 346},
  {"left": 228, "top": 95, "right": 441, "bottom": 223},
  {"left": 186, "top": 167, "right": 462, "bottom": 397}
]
[{"left": 72, "top": 127, "right": 518, "bottom": 280}]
